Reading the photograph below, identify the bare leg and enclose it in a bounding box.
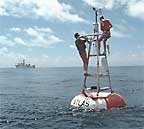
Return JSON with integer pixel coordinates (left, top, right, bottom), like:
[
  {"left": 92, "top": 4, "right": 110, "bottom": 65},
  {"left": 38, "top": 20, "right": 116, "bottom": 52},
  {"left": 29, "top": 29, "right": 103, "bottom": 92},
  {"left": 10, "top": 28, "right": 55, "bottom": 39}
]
[
  {"left": 83, "top": 62, "right": 87, "bottom": 72},
  {"left": 98, "top": 34, "right": 105, "bottom": 54},
  {"left": 103, "top": 38, "right": 108, "bottom": 54},
  {"left": 80, "top": 52, "right": 88, "bottom": 72}
]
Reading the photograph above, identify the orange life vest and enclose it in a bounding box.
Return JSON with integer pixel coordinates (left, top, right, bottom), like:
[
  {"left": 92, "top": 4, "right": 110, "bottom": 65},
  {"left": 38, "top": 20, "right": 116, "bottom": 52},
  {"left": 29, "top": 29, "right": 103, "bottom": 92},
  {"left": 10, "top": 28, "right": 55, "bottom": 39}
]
[{"left": 101, "top": 19, "right": 112, "bottom": 31}]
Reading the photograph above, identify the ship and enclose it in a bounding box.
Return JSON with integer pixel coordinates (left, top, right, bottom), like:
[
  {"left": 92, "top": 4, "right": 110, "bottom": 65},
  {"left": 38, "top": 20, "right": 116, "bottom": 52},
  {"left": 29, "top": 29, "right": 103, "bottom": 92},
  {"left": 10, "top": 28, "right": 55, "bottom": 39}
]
[{"left": 15, "top": 59, "right": 35, "bottom": 68}]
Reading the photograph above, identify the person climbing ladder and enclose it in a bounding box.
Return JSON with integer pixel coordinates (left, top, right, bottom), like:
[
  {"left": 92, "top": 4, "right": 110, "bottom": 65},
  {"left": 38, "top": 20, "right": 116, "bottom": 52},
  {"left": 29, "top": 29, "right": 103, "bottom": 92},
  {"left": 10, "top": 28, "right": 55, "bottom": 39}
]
[{"left": 74, "top": 32, "right": 89, "bottom": 76}]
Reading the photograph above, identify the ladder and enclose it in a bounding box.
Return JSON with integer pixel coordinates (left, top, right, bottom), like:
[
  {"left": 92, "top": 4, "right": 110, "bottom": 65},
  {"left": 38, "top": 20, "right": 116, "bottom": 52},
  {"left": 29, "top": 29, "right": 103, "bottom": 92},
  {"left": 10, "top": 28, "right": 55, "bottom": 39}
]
[{"left": 82, "top": 37, "right": 113, "bottom": 96}]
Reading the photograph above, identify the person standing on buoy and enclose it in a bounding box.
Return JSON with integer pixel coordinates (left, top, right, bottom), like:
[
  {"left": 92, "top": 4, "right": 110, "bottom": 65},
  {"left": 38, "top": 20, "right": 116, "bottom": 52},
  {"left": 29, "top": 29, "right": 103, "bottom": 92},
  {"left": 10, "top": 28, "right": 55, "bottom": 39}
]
[
  {"left": 98, "top": 16, "right": 112, "bottom": 55},
  {"left": 74, "top": 32, "right": 88, "bottom": 76}
]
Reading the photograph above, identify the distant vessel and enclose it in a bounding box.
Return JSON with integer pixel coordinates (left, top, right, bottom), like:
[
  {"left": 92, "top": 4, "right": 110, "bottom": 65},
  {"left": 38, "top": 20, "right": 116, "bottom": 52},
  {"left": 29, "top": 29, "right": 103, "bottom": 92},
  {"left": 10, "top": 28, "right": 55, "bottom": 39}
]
[{"left": 15, "top": 59, "right": 35, "bottom": 68}]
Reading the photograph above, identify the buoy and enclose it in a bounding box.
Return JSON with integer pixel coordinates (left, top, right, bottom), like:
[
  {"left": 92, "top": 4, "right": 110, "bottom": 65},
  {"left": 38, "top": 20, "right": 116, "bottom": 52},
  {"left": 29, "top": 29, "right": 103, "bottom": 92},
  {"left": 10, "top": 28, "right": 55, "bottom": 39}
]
[
  {"left": 71, "top": 8, "right": 126, "bottom": 110},
  {"left": 71, "top": 92, "right": 126, "bottom": 110}
]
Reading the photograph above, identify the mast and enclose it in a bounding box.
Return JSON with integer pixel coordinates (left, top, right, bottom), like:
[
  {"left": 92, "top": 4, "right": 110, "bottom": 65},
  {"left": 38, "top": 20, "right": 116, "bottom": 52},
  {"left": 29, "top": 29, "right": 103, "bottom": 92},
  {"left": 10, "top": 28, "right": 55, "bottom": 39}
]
[{"left": 92, "top": 7, "right": 101, "bottom": 94}]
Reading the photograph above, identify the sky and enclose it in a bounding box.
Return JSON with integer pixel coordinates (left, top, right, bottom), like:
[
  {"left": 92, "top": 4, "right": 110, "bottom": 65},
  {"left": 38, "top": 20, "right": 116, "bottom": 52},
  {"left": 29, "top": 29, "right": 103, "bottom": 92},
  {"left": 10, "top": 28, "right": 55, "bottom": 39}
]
[{"left": 0, "top": 0, "right": 144, "bottom": 68}]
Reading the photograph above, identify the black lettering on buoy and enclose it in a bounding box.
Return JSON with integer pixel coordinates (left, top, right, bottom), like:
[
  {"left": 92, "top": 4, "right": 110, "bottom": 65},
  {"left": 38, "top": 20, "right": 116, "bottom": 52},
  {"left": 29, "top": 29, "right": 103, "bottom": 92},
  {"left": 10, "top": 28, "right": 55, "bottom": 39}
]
[{"left": 78, "top": 100, "right": 85, "bottom": 107}]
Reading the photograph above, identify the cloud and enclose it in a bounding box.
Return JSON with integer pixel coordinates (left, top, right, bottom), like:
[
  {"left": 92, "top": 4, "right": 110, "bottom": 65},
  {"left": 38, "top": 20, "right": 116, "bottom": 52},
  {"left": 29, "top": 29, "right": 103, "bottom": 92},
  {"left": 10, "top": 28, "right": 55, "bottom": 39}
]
[
  {"left": 0, "top": 0, "right": 8, "bottom": 15},
  {"left": 111, "top": 24, "right": 131, "bottom": 38},
  {"left": 82, "top": 0, "right": 144, "bottom": 20},
  {"left": 33, "top": 26, "right": 53, "bottom": 33},
  {"left": 0, "top": 36, "right": 15, "bottom": 46},
  {"left": 127, "top": 0, "right": 144, "bottom": 20},
  {"left": 34, "top": 0, "right": 85, "bottom": 22},
  {"left": 10, "top": 27, "right": 21, "bottom": 32},
  {"left": 14, "top": 37, "right": 27, "bottom": 46},
  {"left": 111, "top": 29, "right": 127, "bottom": 38},
  {"left": 0, "top": 47, "right": 8, "bottom": 55},
  {"left": 2, "top": 26, "right": 63, "bottom": 48},
  {"left": 42, "top": 54, "right": 49, "bottom": 58},
  {"left": 82, "top": 0, "right": 130, "bottom": 9},
  {"left": 111, "top": 29, "right": 131, "bottom": 38},
  {"left": 24, "top": 27, "right": 39, "bottom": 37},
  {"left": 0, "top": 0, "right": 35, "bottom": 17},
  {"left": 0, "top": 0, "right": 85, "bottom": 23},
  {"left": 23, "top": 27, "right": 63, "bottom": 47},
  {"left": 82, "top": 0, "right": 114, "bottom": 9},
  {"left": 1, "top": 0, "right": 144, "bottom": 22}
]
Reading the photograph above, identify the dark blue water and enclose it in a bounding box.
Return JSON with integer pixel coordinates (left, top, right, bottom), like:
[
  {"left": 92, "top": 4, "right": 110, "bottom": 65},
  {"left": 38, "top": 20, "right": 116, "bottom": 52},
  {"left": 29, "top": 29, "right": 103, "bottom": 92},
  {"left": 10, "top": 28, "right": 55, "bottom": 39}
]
[{"left": 0, "top": 67, "right": 144, "bottom": 129}]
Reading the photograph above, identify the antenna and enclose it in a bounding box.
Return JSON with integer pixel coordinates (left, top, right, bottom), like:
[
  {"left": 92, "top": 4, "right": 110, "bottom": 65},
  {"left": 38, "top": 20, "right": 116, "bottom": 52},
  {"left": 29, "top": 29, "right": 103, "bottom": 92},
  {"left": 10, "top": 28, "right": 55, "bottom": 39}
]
[{"left": 92, "top": 7, "right": 102, "bottom": 33}]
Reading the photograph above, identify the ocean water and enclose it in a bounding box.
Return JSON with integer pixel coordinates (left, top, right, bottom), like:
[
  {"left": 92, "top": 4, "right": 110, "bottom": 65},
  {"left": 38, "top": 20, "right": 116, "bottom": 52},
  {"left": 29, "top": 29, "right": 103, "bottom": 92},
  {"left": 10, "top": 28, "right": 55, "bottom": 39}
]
[{"left": 0, "top": 66, "right": 144, "bottom": 129}]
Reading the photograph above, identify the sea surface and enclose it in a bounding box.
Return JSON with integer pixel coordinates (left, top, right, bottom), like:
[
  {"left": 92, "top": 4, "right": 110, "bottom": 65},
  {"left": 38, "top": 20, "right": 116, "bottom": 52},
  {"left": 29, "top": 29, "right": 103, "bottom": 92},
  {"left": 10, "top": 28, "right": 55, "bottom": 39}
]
[{"left": 0, "top": 66, "right": 144, "bottom": 129}]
